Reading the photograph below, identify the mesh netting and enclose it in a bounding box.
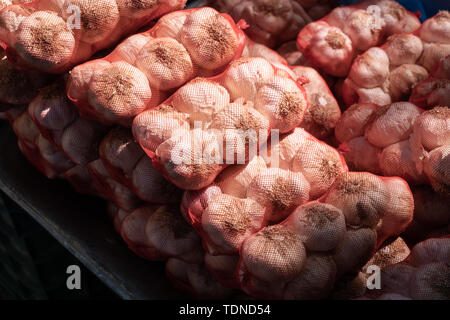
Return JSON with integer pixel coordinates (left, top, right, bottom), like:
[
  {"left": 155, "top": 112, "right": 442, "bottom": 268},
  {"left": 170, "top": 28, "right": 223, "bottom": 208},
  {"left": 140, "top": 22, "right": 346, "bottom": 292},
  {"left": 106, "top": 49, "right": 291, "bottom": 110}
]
[
  {"left": 67, "top": 7, "right": 246, "bottom": 126},
  {"left": 336, "top": 102, "right": 449, "bottom": 196},
  {"left": 133, "top": 57, "right": 309, "bottom": 191},
  {"left": 296, "top": 0, "right": 421, "bottom": 77},
  {"left": 0, "top": 0, "right": 187, "bottom": 73}
]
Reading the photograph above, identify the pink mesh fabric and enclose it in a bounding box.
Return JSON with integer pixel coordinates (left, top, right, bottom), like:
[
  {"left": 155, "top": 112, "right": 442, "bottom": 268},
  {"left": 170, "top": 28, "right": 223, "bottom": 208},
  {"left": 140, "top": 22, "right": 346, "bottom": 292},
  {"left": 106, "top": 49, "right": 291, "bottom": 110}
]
[
  {"left": 235, "top": 172, "right": 413, "bottom": 299},
  {"left": 67, "top": 7, "right": 246, "bottom": 126},
  {"left": 336, "top": 103, "right": 449, "bottom": 196},
  {"left": 209, "top": 0, "right": 338, "bottom": 48},
  {"left": 0, "top": 0, "right": 187, "bottom": 73},
  {"left": 296, "top": 0, "right": 421, "bottom": 77},
  {"left": 362, "top": 237, "right": 450, "bottom": 300},
  {"left": 133, "top": 57, "right": 309, "bottom": 190}
]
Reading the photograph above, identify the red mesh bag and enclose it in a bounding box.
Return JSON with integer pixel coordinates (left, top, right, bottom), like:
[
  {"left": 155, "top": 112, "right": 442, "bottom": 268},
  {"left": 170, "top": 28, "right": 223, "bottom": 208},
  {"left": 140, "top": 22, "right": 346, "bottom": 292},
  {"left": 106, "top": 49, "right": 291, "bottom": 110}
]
[
  {"left": 0, "top": 0, "right": 187, "bottom": 73},
  {"left": 342, "top": 33, "right": 428, "bottom": 107},
  {"left": 362, "top": 237, "right": 450, "bottom": 300},
  {"left": 99, "top": 127, "right": 182, "bottom": 204},
  {"left": 236, "top": 172, "right": 413, "bottom": 299},
  {"left": 209, "top": 0, "right": 338, "bottom": 48},
  {"left": 66, "top": 7, "right": 246, "bottom": 126},
  {"left": 337, "top": 103, "right": 449, "bottom": 196},
  {"left": 133, "top": 57, "right": 309, "bottom": 191},
  {"left": 296, "top": 0, "right": 421, "bottom": 77}
]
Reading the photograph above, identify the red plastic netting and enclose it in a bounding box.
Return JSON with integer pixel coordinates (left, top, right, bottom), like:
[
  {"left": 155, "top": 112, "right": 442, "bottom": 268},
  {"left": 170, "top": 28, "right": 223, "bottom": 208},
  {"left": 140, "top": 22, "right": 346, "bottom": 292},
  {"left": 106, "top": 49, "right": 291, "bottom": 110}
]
[
  {"left": 133, "top": 57, "right": 309, "bottom": 191},
  {"left": 66, "top": 7, "right": 246, "bottom": 126},
  {"left": 0, "top": 0, "right": 187, "bottom": 73}
]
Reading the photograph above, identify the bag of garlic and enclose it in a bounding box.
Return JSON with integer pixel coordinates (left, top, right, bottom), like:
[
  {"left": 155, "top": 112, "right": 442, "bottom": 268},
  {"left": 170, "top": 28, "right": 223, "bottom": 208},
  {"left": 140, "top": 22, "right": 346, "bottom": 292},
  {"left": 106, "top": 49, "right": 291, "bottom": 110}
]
[
  {"left": 296, "top": 0, "right": 421, "bottom": 77},
  {"left": 180, "top": 128, "right": 414, "bottom": 299},
  {"left": 0, "top": 0, "right": 187, "bottom": 73},
  {"left": 67, "top": 7, "right": 247, "bottom": 127},
  {"left": 336, "top": 102, "right": 450, "bottom": 197},
  {"left": 133, "top": 57, "right": 309, "bottom": 190}
]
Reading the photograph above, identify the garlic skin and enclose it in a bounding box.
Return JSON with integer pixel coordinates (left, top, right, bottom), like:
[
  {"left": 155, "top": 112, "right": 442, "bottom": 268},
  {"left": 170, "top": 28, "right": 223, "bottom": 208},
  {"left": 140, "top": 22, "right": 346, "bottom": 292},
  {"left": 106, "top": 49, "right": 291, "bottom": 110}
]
[
  {"left": 286, "top": 201, "right": 346, "bottom": 252},
  {"left": 222, "top": 57, "right": 275, "bottom": 102},
  {"left": 254, "top": 75, "right": 308, "bottom": 133},
  {"left": 114, "top": 34, "right": 153, "bottom": 65},
  {"left": 172, "top": 79, "right": 230, "bottom": 123},
  {"left": 379, "top": 140, "right": 423, "bottom": 182},
  {"left": 341, "top": 9, "right": 381, "bottom": 52},
  {"left": 247, "top": 168, "right": 310, "bottom": 223},
  {"left": 383, "top": 34, "right": 424, "bottom": 67},
  {"left": 201, "top": 194, "right": 266, "bottom": 254},
  {"left": 61, "top": 0, "right": 120, "bottom": 45},
  {"left": 87, "top": 61, "right": 152, "bottom": 126},
  {"left": 135, "top": 37, "right": 194, "bottom": 91},
  {"left": 342, "top": 136, "right": 382, "bottom": 175},
  {"left": 15, "top": 11, "right": 76, "bottom": 71},
  {"left": 388, "top": 64, "right": 429, "bottom": 102},
  {"left": 419, "top": 10, "right": 450, "bottom": 45},
  {"left": 349, "top": 48, "right": 389, "bottom": 89},
  {"left": 419, "top": 42, "right": 450, "bottom": 72},
  {"left": 364, "top": 102, "right": 421, "bottom": 148},
  {"left": 180, "top": 7, "right": 239, "bottom": 70},
  {"left": 335, "top": 103, "right": 378, "bottom": 144},
  {"left": 423, "top": 144, "right": 450, "bottom": 197},
  {"left": 153, "top": 10, "right": 189, "bottom": 41},
  {"left": 216, "top": 156, "right": 267, "bottom": 198}
]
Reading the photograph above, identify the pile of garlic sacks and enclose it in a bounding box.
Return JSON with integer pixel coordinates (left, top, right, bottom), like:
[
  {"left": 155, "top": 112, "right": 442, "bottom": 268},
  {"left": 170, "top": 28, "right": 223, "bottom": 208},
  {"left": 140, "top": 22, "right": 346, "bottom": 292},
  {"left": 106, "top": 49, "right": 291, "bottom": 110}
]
[{"left": 0, "top": 0, "right": 448, "bottom": 300}]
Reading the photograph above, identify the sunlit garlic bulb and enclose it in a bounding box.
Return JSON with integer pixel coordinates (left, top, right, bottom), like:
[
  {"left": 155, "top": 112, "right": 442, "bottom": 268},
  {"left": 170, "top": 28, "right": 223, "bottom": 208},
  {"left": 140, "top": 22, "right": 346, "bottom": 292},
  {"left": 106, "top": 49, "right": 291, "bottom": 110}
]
[
  {"left": 348, "top": 48, "right": 390, "bottom": 89},
  {"left": 291, "top": 136, "right": 347, "bottom": 199},
  {"left": 383, "top": 34, "right": 424, "bottom": 67},
  {"left": 180, "top": 7, "right": 239, "bottom": 70},
  {"left": 155, "top": 128, "right": 225, "bottom": 190},
  {"left": 222, "top": 57, "right": 275, "bottom": 102},
  {"left": 247, "top": 167, "right": 310, "bottom": 223},
  {"left": 215, "top": 155, "right": 267, "bottom": 198},
  {"left": 379, "top": 140, "right": 423, "bottom": 182},
  {"left": 62, "top": 0, "right": 120, "bottom": 44},
  {"left": 411, "top": 107, "right": 450, "bottom": 151},
  {"left": 135, "top": 37, "right": 194, "bottom": 91},
  {"left": 323, "top": 172, "right": 389, "bottom": 228},
  {"left": 153, "top": 10, "right": 189, "bottom": 41},
  {"left": 342, "top": 9, "right": 382, "bottom": 51},
  {"left": 286, "top": 201, "right": 346, "bottom": 252},
  {"left": 201, "top": 193, "right": 266, "bottom": 254},
  {"left": 172, "top": 78, "right": 230, "bottom": 123},
  {"left": 335, "top": 103, "right": 378, "bottom": 143},
  {"left": 254, "top": 75, "right": 307, "bottom": 133},
  {"left": 364, "top": 102, "right": 421, "bottom": 148},
  {"left": 133, "top": 104, "right": 190, "bottom": 154},
  {"left": 87, "top": 61, "right": 152, "bottom": 125},
  {"left": 16, "top": 11, "right": 75, "bottom": 71},
  {"left": 420, "top": 11, "right": 450, "bottom": 44},
  {"left": 114, "top": 34, "right": 152, "bottom": 65},
  {"left": 388, "top": 64, "right": 429, "bottom": 102}
]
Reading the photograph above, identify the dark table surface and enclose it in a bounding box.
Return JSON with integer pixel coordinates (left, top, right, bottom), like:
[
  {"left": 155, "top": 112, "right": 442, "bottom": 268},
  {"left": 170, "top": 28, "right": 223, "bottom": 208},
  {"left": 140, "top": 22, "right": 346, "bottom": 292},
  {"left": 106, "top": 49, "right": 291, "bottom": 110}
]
[{"left": 0, "top": 121, "right": 184, "bottom": 300}]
